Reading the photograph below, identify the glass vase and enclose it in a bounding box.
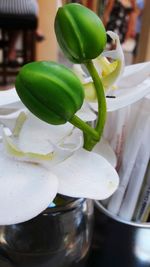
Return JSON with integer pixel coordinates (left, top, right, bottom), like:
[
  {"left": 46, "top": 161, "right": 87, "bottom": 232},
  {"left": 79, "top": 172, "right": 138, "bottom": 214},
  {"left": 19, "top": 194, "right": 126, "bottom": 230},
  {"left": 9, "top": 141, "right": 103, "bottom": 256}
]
[{"left": 0, "top": 198, "right": 93, "bottom": 267}]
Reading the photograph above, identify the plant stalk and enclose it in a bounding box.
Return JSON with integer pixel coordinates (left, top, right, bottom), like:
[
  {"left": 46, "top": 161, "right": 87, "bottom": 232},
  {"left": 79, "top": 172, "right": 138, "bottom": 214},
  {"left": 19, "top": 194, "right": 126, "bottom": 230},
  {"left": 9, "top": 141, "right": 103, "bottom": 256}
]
[
  {"left": 84, "top": 60, "right": 107, "bottom": 150},
  {"left": 70, "top": 60, "right": 107, "bottom": 151},
  {"left": 69, "top": 114, "right": 99, "bottom": 141}
]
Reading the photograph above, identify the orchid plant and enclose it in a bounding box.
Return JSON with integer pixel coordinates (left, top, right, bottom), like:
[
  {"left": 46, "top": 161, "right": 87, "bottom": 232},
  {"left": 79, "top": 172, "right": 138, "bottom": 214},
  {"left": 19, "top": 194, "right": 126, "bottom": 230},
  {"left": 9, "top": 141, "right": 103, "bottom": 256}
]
[{"left": 0, "top": 3, "right": 150, "bottom": 226}]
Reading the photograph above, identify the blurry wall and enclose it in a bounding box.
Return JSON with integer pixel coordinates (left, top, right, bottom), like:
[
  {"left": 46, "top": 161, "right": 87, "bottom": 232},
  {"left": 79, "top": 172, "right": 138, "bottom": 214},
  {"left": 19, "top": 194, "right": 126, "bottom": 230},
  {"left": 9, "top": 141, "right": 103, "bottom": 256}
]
[
  {"left": 36, "top": 0, "right": 57, "bottom": 61},
  {"left": 132, "top": 0, "right": 150, "bottom": 63}
]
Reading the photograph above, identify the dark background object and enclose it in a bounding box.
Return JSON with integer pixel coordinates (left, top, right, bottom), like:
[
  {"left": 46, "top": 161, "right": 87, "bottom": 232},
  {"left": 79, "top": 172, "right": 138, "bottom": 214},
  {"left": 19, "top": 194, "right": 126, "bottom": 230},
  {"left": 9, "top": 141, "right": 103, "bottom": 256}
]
[
  {"left": 0, "top": 15, "right": 37, "bottom": 85},
  {"left": 88, "top": 203, "right": 150, "bottom": 267}
]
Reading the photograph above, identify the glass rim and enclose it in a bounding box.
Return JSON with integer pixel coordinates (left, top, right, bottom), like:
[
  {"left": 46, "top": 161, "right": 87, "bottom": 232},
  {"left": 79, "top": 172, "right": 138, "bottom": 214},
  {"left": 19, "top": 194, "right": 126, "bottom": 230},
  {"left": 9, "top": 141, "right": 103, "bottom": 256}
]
[
  {"left": 44, "top": 197, "right": 85, "bottom": 214},
  {"left": 95, "top": 200, "right": 150, "bottom": 228}
]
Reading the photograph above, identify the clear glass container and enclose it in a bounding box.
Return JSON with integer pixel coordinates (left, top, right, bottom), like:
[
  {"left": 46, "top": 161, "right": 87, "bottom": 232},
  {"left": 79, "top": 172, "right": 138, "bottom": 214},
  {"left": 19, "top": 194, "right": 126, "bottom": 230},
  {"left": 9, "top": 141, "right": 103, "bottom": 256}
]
[{"left": 0, "top": 197, "right": 93, "bottom": 267}]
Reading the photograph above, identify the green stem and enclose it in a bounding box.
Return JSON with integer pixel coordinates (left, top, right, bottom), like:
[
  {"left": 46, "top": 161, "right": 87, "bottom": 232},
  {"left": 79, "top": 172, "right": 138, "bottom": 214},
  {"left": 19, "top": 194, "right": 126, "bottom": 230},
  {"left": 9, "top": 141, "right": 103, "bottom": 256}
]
[
  {"left": 69, "top": 114, "right": 99, "bottom": 141},
  {"left": 70, "top": 60, "right": 107, "bottom": 151},
  {"left": 84, "top": 60, "right": 107, "bottom": 149}
]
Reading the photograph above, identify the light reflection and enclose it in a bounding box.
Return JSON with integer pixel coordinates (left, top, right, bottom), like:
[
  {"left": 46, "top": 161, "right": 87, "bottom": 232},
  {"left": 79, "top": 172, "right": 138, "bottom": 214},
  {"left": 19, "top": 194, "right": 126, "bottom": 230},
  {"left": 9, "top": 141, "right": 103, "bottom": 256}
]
[
  {"left": 134, "top": 228, "right": 150, "bottom": 262},
  {"left": 0, "top": 227, "right": 7, "bottom": 244}
]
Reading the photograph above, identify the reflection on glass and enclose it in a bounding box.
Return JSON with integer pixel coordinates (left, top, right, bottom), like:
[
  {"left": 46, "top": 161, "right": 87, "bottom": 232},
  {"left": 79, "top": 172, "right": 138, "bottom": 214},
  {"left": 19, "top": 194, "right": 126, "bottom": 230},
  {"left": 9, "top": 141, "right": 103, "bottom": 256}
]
[{"left": 134, "top": 228, "right": 150, "bottom": 263}]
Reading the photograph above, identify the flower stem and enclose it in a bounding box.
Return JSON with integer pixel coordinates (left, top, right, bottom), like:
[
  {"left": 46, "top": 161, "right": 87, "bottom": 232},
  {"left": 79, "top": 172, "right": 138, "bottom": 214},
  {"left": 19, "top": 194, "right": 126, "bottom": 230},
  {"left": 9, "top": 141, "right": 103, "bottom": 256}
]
[
  {"left": 69, "top": 114, "right": 99, "bottom": 141},
  {"left": 70, "top": 60, "right": 107, "bottom": 151},
  {"left": 84, "top": 60, "right": 107, "bottom": 149}
]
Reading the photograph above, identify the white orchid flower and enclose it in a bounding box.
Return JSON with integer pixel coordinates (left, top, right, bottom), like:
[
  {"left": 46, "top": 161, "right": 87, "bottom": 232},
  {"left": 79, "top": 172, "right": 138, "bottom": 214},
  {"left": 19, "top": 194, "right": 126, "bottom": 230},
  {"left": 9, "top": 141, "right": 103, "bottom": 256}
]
[
  {"left": 73, "top": 31, "right": 124, "bottom": 98},
  {"left": 73, "top": 32, "right": 150, "bottom": 112},
  {"left": 95, "top": 31, "right": 125, "bottom": 88},
  {"left": 0, "top": 107, "right": 119, "bottom": 225},
  {"left": 0, "top": 88, "right": 115, "bottom": 164},
  {"left": 0, "top": 88, "right": 23, "bottom": 112},
  {"left": 90, "top": 61, "right": 150, "bottom": 112},
  {"left": 0, "top": 87, "right": 97, "bottom": 122}
]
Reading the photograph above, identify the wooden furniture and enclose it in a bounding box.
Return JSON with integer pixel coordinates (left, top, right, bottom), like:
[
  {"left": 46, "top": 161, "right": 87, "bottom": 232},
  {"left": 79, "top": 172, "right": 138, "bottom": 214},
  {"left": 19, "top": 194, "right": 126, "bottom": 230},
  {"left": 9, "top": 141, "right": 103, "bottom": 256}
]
[{"left": 0, "top": 15, "right": 37, "bottom": 85}]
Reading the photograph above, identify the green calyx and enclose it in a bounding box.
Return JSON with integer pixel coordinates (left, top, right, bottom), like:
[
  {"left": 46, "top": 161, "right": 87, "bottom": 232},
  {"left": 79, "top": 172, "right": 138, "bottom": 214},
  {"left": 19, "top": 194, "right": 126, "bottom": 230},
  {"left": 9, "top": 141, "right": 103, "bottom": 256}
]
[
  {"left": 15, "top": 61, "right": 84, "bottom": 125},
  {"left": 55, "top": 3, "right": 107, "bottom": 63}
]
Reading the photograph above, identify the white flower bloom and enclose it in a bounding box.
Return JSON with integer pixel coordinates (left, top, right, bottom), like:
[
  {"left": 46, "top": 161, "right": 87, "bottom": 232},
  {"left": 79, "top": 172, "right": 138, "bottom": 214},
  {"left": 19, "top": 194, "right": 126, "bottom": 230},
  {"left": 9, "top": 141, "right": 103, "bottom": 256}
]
[
  {"left": 0, "top": 88, "right": 23, "bottom": 111},
  {"left": 90, "top": 62, "right": 150, "bottom": 112},
  {"left": 2, "top": 31, "right": 149, "bottom": 226},
  {"left": 0, "top": 88, "right": 96, "bottom": 123},
  {"left": 0, "top": 110, "right": 119, "bottom": 225},
  {"left": 73, "top": 31, "right": 124, "bottom": 95},
  {"left": 73, "top": 32, "right": 150, "bottom": 112}
]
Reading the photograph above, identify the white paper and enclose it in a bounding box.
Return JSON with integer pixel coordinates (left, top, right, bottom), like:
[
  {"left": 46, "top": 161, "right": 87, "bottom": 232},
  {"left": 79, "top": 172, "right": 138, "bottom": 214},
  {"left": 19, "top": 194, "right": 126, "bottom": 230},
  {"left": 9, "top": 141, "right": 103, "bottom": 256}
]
[
  {"left": 107, "top": 98, "right": 150, "bottom": 214},
  {"left": 134, "top": 161, "right": 150, "bottom": 222},
  {"left": 118, "top": 118, "right": 150, "bottom": 221},
  {"left": 104, "top": 106, "right": 130, "bottom": 172}
]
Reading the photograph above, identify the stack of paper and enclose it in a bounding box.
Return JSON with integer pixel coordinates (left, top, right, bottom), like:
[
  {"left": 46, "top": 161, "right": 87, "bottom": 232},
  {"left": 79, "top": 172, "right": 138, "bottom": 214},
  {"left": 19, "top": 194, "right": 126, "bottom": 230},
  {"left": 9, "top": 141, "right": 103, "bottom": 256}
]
[{"left": 102, "top": 62, "right": 150, "bottom": 223}]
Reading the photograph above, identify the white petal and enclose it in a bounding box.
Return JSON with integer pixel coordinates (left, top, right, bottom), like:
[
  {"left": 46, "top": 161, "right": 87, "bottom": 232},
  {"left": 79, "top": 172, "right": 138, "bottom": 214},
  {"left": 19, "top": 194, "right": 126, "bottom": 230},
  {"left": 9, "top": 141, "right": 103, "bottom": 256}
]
[
  {"left": 146, "top": 93, "right": 150, "bottom": 100},
  {"left": 0, "top": 110, "right": 26, "bottom": 132},
  {"left": 0, "top": 125, "right": 3, "bottom": 142},
  {"left": 82, "top": 32, "right": 125, "bottom": 102},
  {"left": 103, "top": 31, "right": 125, "bottom": 79},
  {"left": 2, "top": 113, "right": 83, "bottom": 167},
  {"left": 106, "top": 79, "right": 150, "bottom": 111},
  {"left": 88, "top": 102, "right": 98, "bottom": 112},
  {"left": 105, "top": 31, "right": 124, "bottom": 61},
  {"left": 0, "top": 144, "right": 58, "bottom": 225},
  {"left": 57, "top": 128, "right": 83, "bottom": 152},
  {"left": 0, "top": 102, "right": 24, "bottom": 112},
  {"left": 118, "top": 62, "right": 150, "bottom": 88},
  {"left": 93, "top": 138, "right": 117, "bottom": 167},
  {"left": 89, "top": 78, "right": 150, "bottom": 112},
  {"left": 0, "top": 88, "right": 22, "bottom": 108},
  {"left": 3, "top": 128, "right": 56, "bottom": 164},
  {"left": 19, "top": 113, "right": 73, "bottom": 154},
  {"left": 52, "top": 149, "right": 119, "bottom": 200},
  {"left": 76, "top": 102, "right": 97, "bottom": 121},
  {"left": 83, "top": 81, "right": 97, "bottom": 102},
  {"left": 72, "top": 64, "right": 87, "bottom": 81},
  {"left": 43, "top": 128, "right": 83, "bottom": 167},
  {"left": 93, "top": 55, "right": 122, "bottom": 90},
  {"left": 102, "top": 60, "right": 122, "bottom": 89}
]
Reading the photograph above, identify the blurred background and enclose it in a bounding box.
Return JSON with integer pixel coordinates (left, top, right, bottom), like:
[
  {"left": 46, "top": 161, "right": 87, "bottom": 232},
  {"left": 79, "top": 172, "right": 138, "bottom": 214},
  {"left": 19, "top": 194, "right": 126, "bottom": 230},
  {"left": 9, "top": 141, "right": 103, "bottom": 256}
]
[{"left": 0, "top": 0, "right": 149, "bottom": 88}]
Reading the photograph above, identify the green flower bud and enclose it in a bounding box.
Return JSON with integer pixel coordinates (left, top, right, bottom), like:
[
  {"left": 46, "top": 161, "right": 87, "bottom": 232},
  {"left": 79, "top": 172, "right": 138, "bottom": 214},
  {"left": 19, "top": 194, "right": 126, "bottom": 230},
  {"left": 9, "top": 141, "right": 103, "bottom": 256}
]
[
  {"left": 15, "top": 61, "right": 84, "bottom": 125},
  {"left": 55, "top": 3, "right": 107, "bottom": 63}
]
